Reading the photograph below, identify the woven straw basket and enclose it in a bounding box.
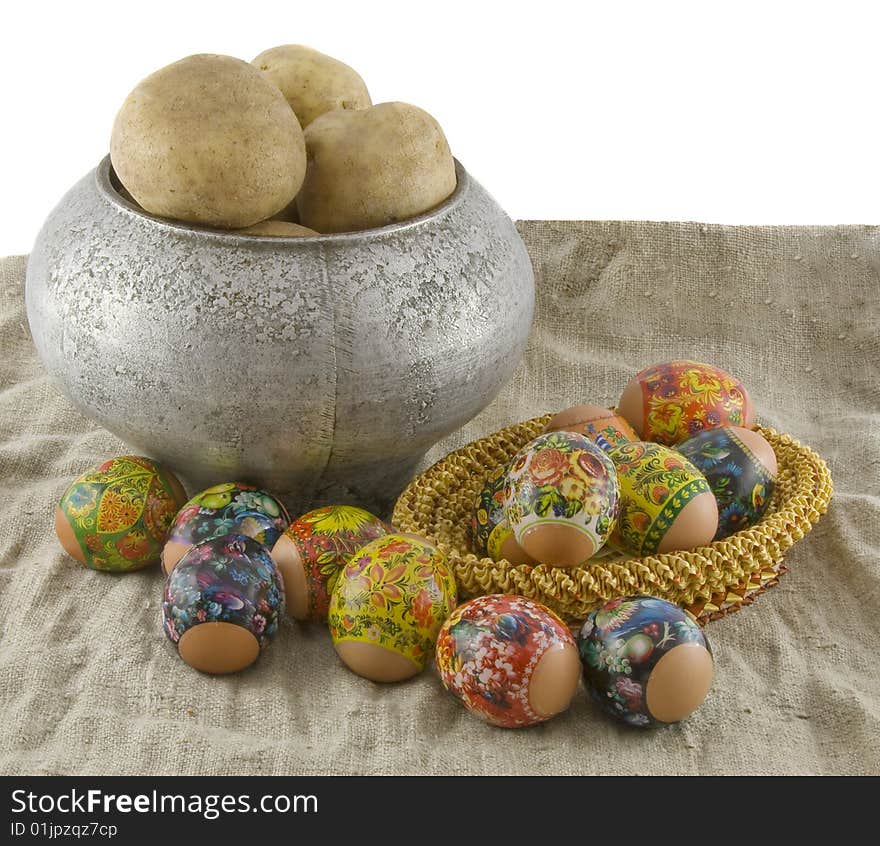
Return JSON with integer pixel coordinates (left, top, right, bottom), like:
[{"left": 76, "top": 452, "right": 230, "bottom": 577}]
[{"left": 392, "top": 415, "right": 833, "bottom": 625}]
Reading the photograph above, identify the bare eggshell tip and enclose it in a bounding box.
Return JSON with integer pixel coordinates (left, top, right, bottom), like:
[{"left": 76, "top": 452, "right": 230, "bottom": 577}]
[
  {"left": 645, "top": 642, "right": 714, "bottom": 723},
  {"left": 334, "top": 640, "right": 421, "bottom": 683},
  {"left": 177, "top": 622, "right": 261, "bottom": 674},
  {"left": 528, "top": 643, "right": 581, "bottom": 717},
  {"left": 54, "top": 506, "right": 85, "bottom": 563}
]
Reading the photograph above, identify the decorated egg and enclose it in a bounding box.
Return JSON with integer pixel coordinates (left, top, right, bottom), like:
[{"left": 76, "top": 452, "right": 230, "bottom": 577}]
[
  {"left": 162, "top": 482, "right": 290, "bottom": 574},
  {"left": 608, "top": 441, "right": 718, "bottom": 555},
  {"left": 578, "top": 595, "right": 713, "bottom": 727},
  {"left": 675, "top": 426, "right": 777, "bottom": 539},
  {"left": 543, "top": 404, "right": 637, "bottom": 452},
  {"left": 503, "top": 431, "right": 620, "bottom": 566},
  {"left": 162, "top": 532, "right": 285, "bottom": 674},
  {"left": 271, "top": 505, "right": 388, "bottom": 622},
  {"left": 618, "top": 360, "right": 755, "bottom": 446},
  {"left": 328, "top": 533, "right": 457, "bottom": 682},
  {"left": 471, "top": 462, "right": 536, "bottom": 565},
  {"left": 55, "top": 455, "right": 187, "bottom": 573},
  {"left": 436, "top": 594, "right": 580, "bottom": 728}
]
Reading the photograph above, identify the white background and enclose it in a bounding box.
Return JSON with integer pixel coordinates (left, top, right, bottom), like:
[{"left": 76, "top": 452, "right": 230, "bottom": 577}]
[{"left": 1, "top": 0, "right": 878, "bottom": 255}]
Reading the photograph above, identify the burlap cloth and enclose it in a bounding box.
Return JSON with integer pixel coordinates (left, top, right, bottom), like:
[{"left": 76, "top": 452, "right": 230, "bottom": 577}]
[{"left": 2, "top": 221, "right": 878, "bottom": 776}]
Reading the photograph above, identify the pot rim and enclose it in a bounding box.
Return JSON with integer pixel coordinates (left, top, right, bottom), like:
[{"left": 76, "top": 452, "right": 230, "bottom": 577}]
[{"left": 95, "top": 155, "right": 470, "bottom": 243}]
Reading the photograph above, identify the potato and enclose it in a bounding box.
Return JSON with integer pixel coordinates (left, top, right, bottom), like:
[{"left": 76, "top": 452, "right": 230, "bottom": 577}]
[
  {"left": 252, "top": 44, "right": 371, "bottom": 128},
  {"left": 111, "top": 54, "right": 306, "bottom": 229},
  {"left": 240, "top": 220, "right": 318, "bottom": 237},
  {"left": 271, "top": 197, "right": 302, "bottom": 224},
  {"left": 297, "top": 102, "right": 457, "bottom": 233}
]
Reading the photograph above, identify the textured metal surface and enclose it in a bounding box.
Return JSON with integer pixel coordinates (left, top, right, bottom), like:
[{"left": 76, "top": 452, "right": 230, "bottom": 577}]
[{"left": 26, "top": 157, "right": 535, "bottom": 513}]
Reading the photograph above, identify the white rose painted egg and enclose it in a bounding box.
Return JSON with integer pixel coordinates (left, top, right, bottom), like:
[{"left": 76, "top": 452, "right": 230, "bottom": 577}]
[{"left": 503, "top": 431, "right": 619, "bottom": 567}]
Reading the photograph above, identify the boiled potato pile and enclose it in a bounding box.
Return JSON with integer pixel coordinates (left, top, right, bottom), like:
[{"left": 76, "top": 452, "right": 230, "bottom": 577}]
[{"left": 109, "top": 45, "right": 457, "bottom": 235}]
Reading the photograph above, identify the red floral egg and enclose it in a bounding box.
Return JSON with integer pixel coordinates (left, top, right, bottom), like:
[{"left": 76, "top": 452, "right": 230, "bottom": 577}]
[
  {"left": 618, "top": 360, "right": 756, "bottom": 446},
  {"left": 436, "top": 594, "right": 580, "bottom": 728}
]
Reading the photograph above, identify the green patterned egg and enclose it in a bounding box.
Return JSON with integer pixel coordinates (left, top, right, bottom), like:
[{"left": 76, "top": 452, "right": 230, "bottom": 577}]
[
  {"left": 608, "top": 441, "right": 718, "bottom": 556},
  {"left": 55, "top": 456, "right": 188, "bottom": 572}
]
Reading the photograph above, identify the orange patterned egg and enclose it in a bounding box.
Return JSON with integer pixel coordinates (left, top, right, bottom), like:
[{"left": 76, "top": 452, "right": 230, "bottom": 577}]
[
  {"left": 436, "top": 594, "right": 580, "bottom": 728},
  {"left": 271, "top": 505, "right": 387, "bottom": 622},
  {"left": 543, "top": 404, "right": 637, "bottom": 452},
  {"left": 618, "top": 360, "right": 755, "bottom": 446}
]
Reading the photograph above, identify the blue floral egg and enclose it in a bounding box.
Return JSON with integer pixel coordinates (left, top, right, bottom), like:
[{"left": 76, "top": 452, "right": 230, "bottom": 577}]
[
  {"left": 675, "top": 426, "right": 777, "bottom": 539},
  {"left": 162, "top": 482, "right": 290, "bottom": 574},
  {"left": 471, "top": 461, "right": 509, "bottom": 556},
  {"left": 162, "top": 533, "right": 285, "bottom": 674},
  {"left": 577, "top": 595, "right": 713, "bottom": 727}
]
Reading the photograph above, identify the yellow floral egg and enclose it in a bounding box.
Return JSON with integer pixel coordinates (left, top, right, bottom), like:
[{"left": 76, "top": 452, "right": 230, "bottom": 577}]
[
  {"left": 608, "top": 442, "right": 719, "bottom": 556},
  {"left": 328, "top": 533, "right": 457, "bottom": 682}
]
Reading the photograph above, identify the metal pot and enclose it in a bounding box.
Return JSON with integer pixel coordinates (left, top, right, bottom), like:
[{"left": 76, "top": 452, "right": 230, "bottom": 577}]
[{"left": 26, "top": 156, "right": 535, "bottom": 512}]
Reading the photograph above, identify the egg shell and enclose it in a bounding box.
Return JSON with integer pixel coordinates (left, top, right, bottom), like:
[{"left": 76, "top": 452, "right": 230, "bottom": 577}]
[
  {"left": 580, "top": 416, "right": 638, "bottom": 453},
  {"left": 543, "top": 404, "right": 612, "bottom": 433},
  {"left": 544, "top": 404, "right": 638, "bottom": 452},
  {"left": 328, "top": 533, "right": 457, "bottom": 682},
  {"left": 162, "top": 532, "right": 285, "bottom": 674},
  {"left": 675, "top": 426, "right": 777, "bottom": 539},
  {"left": 608, "top": 441, "right": 718, "bottom": 555},
  {"left": 162, "top": 482, "right": 290, "bottom": 574},
  {"left": 618, "top": 360, "right": 755, "bottom": 446},
  {"left": 271, "top": 505, "right": 387, "bottom": 622},
  {"left": 503, "top": 431, "right": 620, "bottom": 566},
  {"left": 486, "top": 518, "right": 536, "bottom": 566},
  {"left": 436, "top": 594, "right": 580, "bottom": 728},
  {"left": 55, "top": 455, "right": 187, "bottom": 573},
  {"left": 578, "top": 595, "right": 713, "bottom": 728}
]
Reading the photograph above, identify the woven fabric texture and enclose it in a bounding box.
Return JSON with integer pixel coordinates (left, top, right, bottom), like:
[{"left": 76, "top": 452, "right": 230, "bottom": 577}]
[{"left": 1, "top": 220, "right": 878, "bottom": 775}]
